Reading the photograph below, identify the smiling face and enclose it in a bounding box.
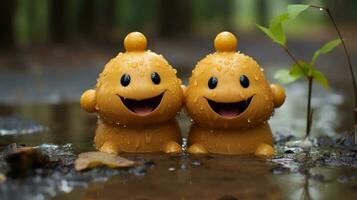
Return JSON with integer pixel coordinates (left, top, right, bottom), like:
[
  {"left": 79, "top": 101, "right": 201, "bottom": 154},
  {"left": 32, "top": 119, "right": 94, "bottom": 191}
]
[
  {"left": 95, "top": 33, "right": 183, "bottom": 126},
  {"left": 185, "top": 33, "right": 275, "bottom": 130}
]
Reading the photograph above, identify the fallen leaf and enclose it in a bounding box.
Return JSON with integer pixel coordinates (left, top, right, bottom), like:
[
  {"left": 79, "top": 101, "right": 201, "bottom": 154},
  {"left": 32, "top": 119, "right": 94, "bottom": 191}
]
[
  {"left": 5, "top": 143, "right": 48, "bottom": 174},
  {"left": 75, "top": 151, "right": 135, "bottom": 171}
]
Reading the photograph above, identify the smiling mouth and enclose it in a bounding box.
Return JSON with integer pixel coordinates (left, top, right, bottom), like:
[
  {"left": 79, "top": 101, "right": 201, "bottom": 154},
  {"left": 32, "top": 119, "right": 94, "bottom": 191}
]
[
  {"left": 117, "top": 93, "right": 164, "bottom": 116},
  {"left": 206, "top": 96, "right": 253, "bottom": 119}
]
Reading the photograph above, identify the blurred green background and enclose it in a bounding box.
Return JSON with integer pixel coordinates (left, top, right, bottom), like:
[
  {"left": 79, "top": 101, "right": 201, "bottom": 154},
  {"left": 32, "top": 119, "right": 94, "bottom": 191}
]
[
  {"left": 0, "top": 3, "right": 356, "bottom": 200},
  {"left": 1, "top": 0, "right": 356, "bottom": 48},
  {"left": 0, "top": 0, "right": 356, "bottom": 133}
]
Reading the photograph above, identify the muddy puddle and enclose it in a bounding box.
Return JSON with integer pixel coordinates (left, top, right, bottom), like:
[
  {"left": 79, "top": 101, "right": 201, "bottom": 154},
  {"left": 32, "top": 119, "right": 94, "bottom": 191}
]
[{"left": 0, "top": 83, "right": 356, "bottom": 200}]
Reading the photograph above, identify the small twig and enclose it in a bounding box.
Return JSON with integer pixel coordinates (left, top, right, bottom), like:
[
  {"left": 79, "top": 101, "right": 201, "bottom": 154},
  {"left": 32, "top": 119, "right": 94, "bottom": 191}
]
[
  {"left": 309, "top": 5, "right": 327, "bottom": 10},
  {"left": 282, "top": 45, "right": 309, "bottom": 78},
  {"left": 306, "top": 77, "right": 313, "bottom": 137},
  {"left": 310, "top": 5, "right": 357, "bottom": 125},
  {"left": 308, "top": 108, "right": 314, "bottom": 137}
]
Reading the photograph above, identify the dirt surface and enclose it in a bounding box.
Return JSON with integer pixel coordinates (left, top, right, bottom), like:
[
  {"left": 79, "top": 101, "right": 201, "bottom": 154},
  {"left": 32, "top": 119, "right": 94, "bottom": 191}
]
[
  {"left": 0, "top": 104, "right": 356, "bottom": 200},
  {"left": 1, "top": 33, "right": 357, "bottom": 199}
]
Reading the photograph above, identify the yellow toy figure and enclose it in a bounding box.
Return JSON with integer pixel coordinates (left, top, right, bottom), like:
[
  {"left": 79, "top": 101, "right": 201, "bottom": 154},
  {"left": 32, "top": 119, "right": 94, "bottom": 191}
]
[
  {"left": 80, "top": 32, "right": 184, "bottom": 154},
  {"left": 185, "top": 32, "right": 285, "bottom": 157}
]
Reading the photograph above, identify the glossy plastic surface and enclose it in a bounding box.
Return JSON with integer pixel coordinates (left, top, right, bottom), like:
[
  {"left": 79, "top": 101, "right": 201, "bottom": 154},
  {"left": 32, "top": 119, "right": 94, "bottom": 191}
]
[
  {"left": 185, "top": 31, "right": 285, "bottom": 156},
  {"left": 80, "top": 32, "right": 183, "bottom": 154}
]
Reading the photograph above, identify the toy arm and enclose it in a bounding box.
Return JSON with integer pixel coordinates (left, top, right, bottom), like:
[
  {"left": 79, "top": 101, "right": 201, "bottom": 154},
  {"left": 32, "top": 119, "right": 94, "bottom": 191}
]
[
  {"left": 270, "top": 84, "right": 285, "bottom": 108},
  {"left": 80, "top": 89, "right": 97, "bottom": 113}
]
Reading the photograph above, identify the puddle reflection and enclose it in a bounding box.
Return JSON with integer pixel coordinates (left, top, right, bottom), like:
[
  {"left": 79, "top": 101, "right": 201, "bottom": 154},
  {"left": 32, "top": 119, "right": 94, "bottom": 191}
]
[{"left": 0, "top": 82, "right": 356, "bottom": 200}]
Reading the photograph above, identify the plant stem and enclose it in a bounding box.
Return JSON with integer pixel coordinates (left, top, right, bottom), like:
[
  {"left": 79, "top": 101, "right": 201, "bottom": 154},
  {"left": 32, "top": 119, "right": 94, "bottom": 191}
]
[
  {"left": 311, "top": 5, "right": 357, "bottom": 127},
  {"left": 281, "top": 44, "right": 312, "bottom": 137},
  {"left": 306, "top": 77, "right": 313, "bottom": 137},
  {"left": 282, "top": 45, "right": 309, "bottom": 78},
  {"left": 282, "top": 43, "right": 313, "bottom": 137}
]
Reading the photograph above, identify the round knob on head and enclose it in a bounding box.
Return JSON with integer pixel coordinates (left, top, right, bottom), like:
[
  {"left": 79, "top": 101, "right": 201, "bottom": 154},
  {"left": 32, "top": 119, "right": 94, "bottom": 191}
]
[
  {"left": 214, "top": 31, "right": 237, "bottom": 52},
  {"left": 124, "top": 32, "right": 147, "bottom": 52}
]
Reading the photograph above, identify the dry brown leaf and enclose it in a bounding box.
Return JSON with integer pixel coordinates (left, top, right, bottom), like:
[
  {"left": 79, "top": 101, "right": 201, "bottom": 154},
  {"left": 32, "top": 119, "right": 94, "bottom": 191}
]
[
  {"left": 5, "top": 144, "right": 48, "bottom": 174},
  {"left": 75, "top": 151, "right": 135, "bottom": 171}
]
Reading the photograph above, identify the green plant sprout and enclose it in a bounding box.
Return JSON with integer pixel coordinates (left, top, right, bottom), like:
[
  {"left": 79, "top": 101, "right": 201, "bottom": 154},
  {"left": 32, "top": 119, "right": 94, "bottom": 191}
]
[{"left": 257, "top": 4, "right": 357, "bottom": 139}]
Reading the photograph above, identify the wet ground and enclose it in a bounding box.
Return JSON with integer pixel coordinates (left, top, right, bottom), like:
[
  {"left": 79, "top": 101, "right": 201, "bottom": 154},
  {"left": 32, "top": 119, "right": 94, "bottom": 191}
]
[
  {"left": 1, "top": 32, "right": 357, "bottom": 199},
  {"left": 0, "top": 96, "right": 356, "bottom": 200}
]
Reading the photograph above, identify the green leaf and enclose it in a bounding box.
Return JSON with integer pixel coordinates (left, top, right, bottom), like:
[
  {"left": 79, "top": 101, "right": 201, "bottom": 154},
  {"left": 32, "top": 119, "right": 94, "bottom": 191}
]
[
  {"left": 311, "top": 39, "right": 341, "bottom": 65},
  {"left": 269, "top": 13, "right": 289, "bottom": 45},
  {"left": 312, "top": 69, "right": 329, "bottom": 87},
  {"left": 290, "top": 61, "right": 313, "bottom": 77},
  {"left": 256, "top": 24, "right": 275, "bottom": 42},
  {"left": 274, "top": 69, "right": 301, "bottom": 84},
  {"left": 269, "top": 13, "right": 290, "bottom": 28},
  {"left": 287, "top": 4, "right": 310, "bottom": 21},
  {"left": 256, "top": 13, "right": 289, "bottom": 46}
]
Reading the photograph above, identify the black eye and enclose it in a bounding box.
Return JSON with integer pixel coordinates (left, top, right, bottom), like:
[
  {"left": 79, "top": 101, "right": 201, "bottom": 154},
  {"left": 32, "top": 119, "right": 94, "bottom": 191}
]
[
  {"left": 120, "top": 74, "right": 130, "bottom": 87},
  {"left": 208, "top": 77, "right": 218, "bottom": 89},
  {"left": 240, "top": 75, "right": 249, "bottom": 88},
  {"left": 151, "top": 72, "right": 161, "bottom": 85}
]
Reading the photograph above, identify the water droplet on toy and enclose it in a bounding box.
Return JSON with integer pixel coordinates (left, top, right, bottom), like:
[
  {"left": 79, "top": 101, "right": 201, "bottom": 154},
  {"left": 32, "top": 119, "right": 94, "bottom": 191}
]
[
  {"left": 189, "top": 118, "right": 195, "bottom": 123},
  {"left": 226, "top": 144, "right": 231, "bottom": 154},
  {"left": 260, "top": 68, "right": 264, "bottom": 72},
  {"left": 135, "top": 142, "right": 140, "bottom": 150},
  {"left": 254, "top": 75, "right": 259, "bottom": 81},
  {"left": 247, "top": 118, "right": 251, "bottom": 123},
  {"left": 319, "top": 8, "right": 323, "bottom": 11},
  {"left": 194, "top": 80, "right": 198, "bottom": 86},
  {"left": 145, "top": 133, "right": 152, "bottom": 144}
]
